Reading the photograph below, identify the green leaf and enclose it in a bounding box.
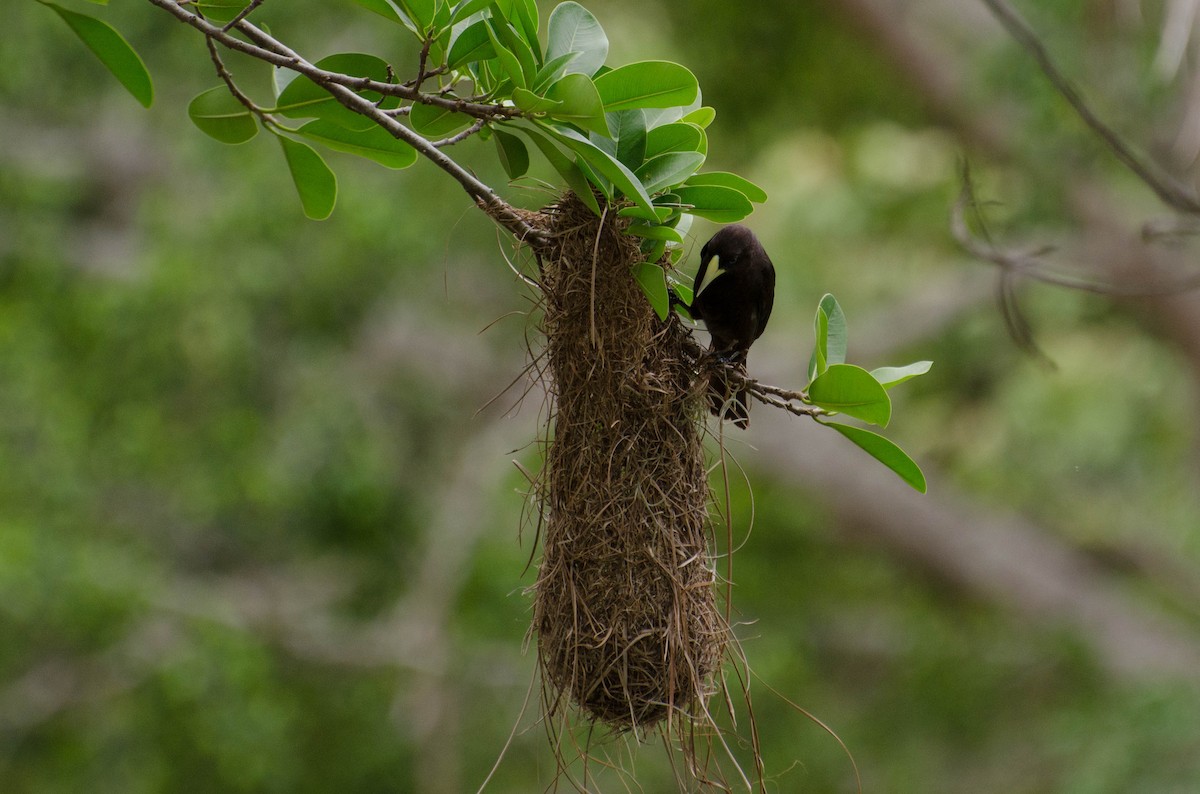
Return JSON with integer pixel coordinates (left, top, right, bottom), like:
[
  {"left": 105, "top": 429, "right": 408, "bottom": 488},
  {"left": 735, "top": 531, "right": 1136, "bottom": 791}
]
[
  {"left": 809, "top": 306, "right": 829, "bottom": 383},
  {"left": 672, "top": 185, "right": 753, "bottom": 223},
  {"left": 276, "top": 53, "right": 392, "bottom": 130},
  {"left": 635, "top": 151, "right": 704, "bottom": 194},
  {"left": 506, "top": 0, "right": 541, "bottom": 58},
  {"left": 807, "top": 364, "right": 892, "bottom": 427},
  {"left": 608, "top": 109, "right": 647, "bottom": 170},
  {"left": 451, "top": 0, "right": 492, "bottom": 23},
  {"left": 822, "top": 423, "right": 927, "bottom": 493},
  {"left": 632, "top": 261, "right": 670, "bottom": 320},
  {"left": 644, "top": 122, "right": 705, "bottom": 159},
  {"left": 543, "top": 124, "right": 657, "bottom": 221},
  {"left": 277, "top": 135, "right": 337, "bottom": 220},
  {"left": 594, "top": 61, "right": 699, "bottom": 112},
  {"left": 545, "top": 73, "right": 609, "bottom": 136},
  {"left": 626, "top": 223, "right": 683, "bottom": 244},
  {"left": 870, "top": 361, "right": 933, "bottom": 390},
  {"left": 546, "top": 1, "right": 608, "bottom": 77},
  {"left": 352, "top": 0, "right": 412, "bottom": 27},
  {"left": 447, "top": 19, "right": 495, "bottom": 69},
  {"left": 642, "top": 90, "right": 702, "bottom": 129},
  {"left": 514, "top": 123, "right": 601, "bottom": 215},
  {"left": 409, "top": 102, "right": 474, "bottom": 136},
  {"left": 684, "top": 171, "right": 767, "bottom": 203},
  {"left": 619, "top": 204, "right": 672, "bottom": 223},
  {"left": 512, "top": 88, "right": 563, "bottom": 113},
  {"left": 532, "top": 51, "right": 581, "bottom": 92},
  {"left": 819, "top": 294, "right": 847, "bottom": 366},
  {"left": 487, "top": 12, "right": 537, "bottom": 84},
  {"left": 492, "top": 128, "right": 529, "bottom": 178},
  {"left": 669, "top": 277, "right": 693, "bottom": 310},
  {"left": 484, "top": 21, "right": 527, "bottom": 88},
  {"left": 42, "top": 2, "right": 153, "bottom": 108},
  {"left": 295, "top": 119, "right": 417, "bottom": 169},
  {"left": 395, "top": 0, "right": 438, "bottom": 32},
  {"left": 187, "top": 87, "right": 257, "bottom": 144},
  {"left": 189, "top": 0, "right": 247, "bottom": 23},
  {"left": 680, "top": 106, "right": 716, "bottom": 128}
]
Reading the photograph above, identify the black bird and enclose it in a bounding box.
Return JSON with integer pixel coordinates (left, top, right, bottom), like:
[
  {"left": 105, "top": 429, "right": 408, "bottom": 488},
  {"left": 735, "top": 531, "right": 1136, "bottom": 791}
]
[{"left": 689, "top": 224, "right": 776, "bottom": 428}]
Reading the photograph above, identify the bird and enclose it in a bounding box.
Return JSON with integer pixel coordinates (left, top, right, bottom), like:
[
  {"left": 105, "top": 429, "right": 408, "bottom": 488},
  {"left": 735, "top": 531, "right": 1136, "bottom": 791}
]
[{"left": 688, "top": 224, "right": 776, "bottom": 428}]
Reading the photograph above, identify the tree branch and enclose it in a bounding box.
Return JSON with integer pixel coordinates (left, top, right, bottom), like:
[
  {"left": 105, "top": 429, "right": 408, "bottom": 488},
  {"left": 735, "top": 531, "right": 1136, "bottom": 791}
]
[
  {"left": 145, "top": 0, "right": 545, "bottom": 242},
  {"left": 978, "top": 0, "right": 1200, "bottom": 214}
]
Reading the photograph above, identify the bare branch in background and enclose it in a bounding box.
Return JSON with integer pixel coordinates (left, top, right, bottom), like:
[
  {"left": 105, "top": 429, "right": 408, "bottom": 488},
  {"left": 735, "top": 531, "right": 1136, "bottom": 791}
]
[{"left": 977, "top": 0, "right": 1200, "bottom": 214}]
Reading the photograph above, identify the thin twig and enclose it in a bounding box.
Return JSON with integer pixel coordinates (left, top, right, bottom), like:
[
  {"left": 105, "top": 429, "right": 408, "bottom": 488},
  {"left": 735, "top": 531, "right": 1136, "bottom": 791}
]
[
  {"left": 149, "top": 0, "right": 519, "bottom": 119},
  {"left": 145, "top": 0, "right": 545, "bottom": 243},
  {"left": 220, "top": 0, "right": 265, "bottom": 32},
  {"left": 431, "top": 118, "right": 487, "bottom": 148},
  {"left": 954, "top": 162, "right": 1200, "bottom": 297},
  {"left": 978, "top": 0, "right": 1200, "bottom": 214}
]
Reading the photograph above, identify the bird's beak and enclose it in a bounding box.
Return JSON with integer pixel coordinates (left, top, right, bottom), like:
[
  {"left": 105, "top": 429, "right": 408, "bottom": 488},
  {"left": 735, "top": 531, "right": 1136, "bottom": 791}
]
[{"left": 694, "top": 254, "right": 721, "bottom": 296}]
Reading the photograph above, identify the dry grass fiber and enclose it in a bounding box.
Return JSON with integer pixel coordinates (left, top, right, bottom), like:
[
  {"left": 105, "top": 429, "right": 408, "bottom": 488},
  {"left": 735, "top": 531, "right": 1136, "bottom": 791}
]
[{"left": 529, "top": 193, "right": 726, "bottom": 731}]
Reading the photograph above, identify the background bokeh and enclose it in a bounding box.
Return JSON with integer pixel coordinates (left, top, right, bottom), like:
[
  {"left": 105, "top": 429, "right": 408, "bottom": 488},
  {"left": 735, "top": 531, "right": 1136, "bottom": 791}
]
[{"left": 4, "top": 0, "right": 1200, "bottom": 791}]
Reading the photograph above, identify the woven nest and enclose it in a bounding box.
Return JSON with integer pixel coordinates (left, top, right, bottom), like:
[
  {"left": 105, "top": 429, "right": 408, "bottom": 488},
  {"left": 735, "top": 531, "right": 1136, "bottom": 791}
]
[{"left": 528, "top": 194, "right": 726, "bottom": 731}]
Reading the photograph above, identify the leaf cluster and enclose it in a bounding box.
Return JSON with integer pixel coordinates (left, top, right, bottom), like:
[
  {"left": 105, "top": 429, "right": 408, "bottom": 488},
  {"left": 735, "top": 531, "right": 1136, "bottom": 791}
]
[
  {"left": 43, "top": 0, "right": 931, "bottom": 491},
  {"left": 800, "top": 294, "right": 931, "bottom": 492},
  {"left": 44, "top": 0, "right": 764, "bottom": 243}
]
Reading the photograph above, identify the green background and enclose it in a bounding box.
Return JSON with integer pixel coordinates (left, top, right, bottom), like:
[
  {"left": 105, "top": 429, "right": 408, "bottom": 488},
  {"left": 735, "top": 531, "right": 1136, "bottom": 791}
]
[{"left": 3, "top": 0, "right": 1200, "bottom": 791}]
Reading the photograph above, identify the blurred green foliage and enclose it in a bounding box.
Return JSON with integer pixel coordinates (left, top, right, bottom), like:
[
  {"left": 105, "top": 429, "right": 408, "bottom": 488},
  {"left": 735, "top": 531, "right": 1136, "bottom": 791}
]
[{"left": 4, "top": 0, "right": 1200, "bottom": 792}]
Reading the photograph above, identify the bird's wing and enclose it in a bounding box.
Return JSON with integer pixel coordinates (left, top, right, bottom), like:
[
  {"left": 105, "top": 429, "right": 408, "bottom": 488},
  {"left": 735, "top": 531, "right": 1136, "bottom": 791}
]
[
  {"left": 692, "top": 248, "right": 715, "bottom": 307},
  {"left": 754, "top": 257, "right": 776, "bottom": 340}
]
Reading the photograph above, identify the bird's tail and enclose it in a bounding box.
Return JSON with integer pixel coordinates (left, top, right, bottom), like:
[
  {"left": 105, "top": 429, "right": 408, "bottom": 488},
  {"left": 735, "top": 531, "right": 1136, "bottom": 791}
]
[{"left": 708, "top": 354, "right": 750, "bottom": 429}]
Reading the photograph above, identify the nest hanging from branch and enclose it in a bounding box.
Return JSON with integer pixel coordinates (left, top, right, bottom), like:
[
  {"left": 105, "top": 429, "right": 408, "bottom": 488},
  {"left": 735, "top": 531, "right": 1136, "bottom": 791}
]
[{"left": 527, "top": 193, "right": 726, "bottom": 730}]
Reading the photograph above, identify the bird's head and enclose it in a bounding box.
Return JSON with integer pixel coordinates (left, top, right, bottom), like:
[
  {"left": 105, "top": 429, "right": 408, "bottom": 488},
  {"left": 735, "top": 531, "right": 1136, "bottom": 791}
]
[{"left": 695, "top": 223, "right": 759, "bottom": 296}]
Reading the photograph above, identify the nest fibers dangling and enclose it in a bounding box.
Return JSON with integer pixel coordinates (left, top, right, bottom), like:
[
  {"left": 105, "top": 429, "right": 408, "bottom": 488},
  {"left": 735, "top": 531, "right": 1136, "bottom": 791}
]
[{"left": 531, "top": 193, "right": 726, "bottom": 730}]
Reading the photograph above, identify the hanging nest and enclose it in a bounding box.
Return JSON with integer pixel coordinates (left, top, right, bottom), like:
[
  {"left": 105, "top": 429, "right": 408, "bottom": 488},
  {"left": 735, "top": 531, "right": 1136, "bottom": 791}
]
[{"left": 527, "top": 193, "right": 726, "bottom": 731}]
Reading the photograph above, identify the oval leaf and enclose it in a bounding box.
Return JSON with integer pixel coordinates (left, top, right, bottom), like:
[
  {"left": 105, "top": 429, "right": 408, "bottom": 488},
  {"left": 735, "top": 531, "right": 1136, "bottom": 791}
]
[
  {"left": 447, "top": 19, "right": 496, "bottom": 69},
  {"left": 277, "top": 136, "right": 337, "bottom": 220},
  {"left": 492, "top": 128, "right": 530, "bottom": 178},
  {"left": 276, "top": 53, "right": 392, "bottom": 129},
  {"left": 190, "top": 0, "right": 247, "bottom": 23},
  {"left": 512, "top": 87, "right": 564, "bottom": 113},
  {"left": 819, "top": 293, "right": 847, "bottom": 366},
  {"left": 533, "top": 51, "right": 582, "bottom": 92},
  {"left": 608, "top": 109, "right": 647, "bottom": 169},
  {"left": 594, "top": 61, "right": 699, "bottom": 112},
  {"left": 295, "top": 119, "right": 417, "bottom": 169},
  {"left": 546, "top": 1, "right": 608, "bottom": 77},
  {"left": 807, "top": 364, "right": 892, "bottom": 427},
  {"left": 543, "top": 124, "right": 656, "bottom": 220},
  {"left": 871, "top": 361, "right": 933, "bottom": 390},
  {"left": 684, "top": 171, "right": 767, "bottom": 203},
  {"left": 644, "top": 122, "right": 705, "bottom": 159},
  {"left": 626, "top": 223, "right": 684, "bottom": 244},
  {"left": 397, "top": 0, "right": 437, "bottom": 31},
  {"left": 632, "top": 261, "right": 670, "bottom": 320},
  {"left": 187, "top": 87, "right": 257, "bottom": 144},
  {"left": 43, "top": 2, "right": 153, "bottom": 108},
  {"left": 680, "top": 106, "right": 716, "bottom": 128},
  {"left": 353, "top": 0, "right": 411, "bottom": 26},
  {"left": 809, "top": 306, "right": 829, "bottom": 383},
  {"left": 410, "top": 102, "right": 474, "bottom": 136},
  {"left": 635, "top": 151, "right": 704, "bottom": 194},
  {"left": 514, "top": 123, "right": 601, "bottom": 216},
  {"left": 484, "top": 21, "right": 527, "bottom": 89},
  {"left": 545, "top": 73, "right": 609, "bottom": 136},
  {"left": 821, "top": 422, "right": 927, "bottom": 493},
  {"left": 672, "top": 184, "right": 753, "bottom": 223}
]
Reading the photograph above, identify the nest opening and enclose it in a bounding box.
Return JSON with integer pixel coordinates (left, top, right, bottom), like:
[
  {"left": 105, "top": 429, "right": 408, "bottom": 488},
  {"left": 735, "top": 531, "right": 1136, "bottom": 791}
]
[{"left": 528, "top": 194, "right": 727, "bottom": 732}]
